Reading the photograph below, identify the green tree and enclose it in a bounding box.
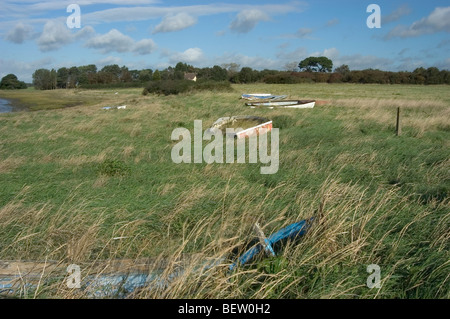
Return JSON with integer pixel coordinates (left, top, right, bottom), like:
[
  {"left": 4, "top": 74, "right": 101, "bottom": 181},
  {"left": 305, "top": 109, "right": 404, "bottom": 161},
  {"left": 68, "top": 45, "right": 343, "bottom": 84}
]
[
  {"left": 175, "top": 62, "right": 188, "bottom": 73},
  {"left": 67, "top": 66, "right": 79, "bottom": 88},
  {"left": 174, "top": 70, "right": 185, "bottom": 80},
  {"left": 56, "top": 67, "right": 69, "bottom": 88},
  {"left": 78, "top": 64, "right": 97, "bottom": 85},
  {"left": 119, "top": 66, "right": 132, "bottom": 82},
  {"left": 50, "top": 69, "right": 57, "bottom": 89},
  {"left": 238, "top": 67, "right": 255, "bottom": 83},
  {"left": 33, "top": 69, "right": 53, "bottom": 90},
  {"left": 96, "top": 71, "right": 113, "bottom": 84},
  {"left": 139, "top": 69, "right": 153, "bottom": 82},
  {"left": 152, "top": 69, "right": 161, "bottom": 81},
  {"left": 210, "top": 65, "right": 228, "bottom": 81},
  {"left": 299, "top": 56, "right": 333, "bottom": 72},
  {"left": 425, "top": 67, "right": 441, "bottom": 84},
  {"left": 335, "top": 64, "right": 350, "bottom": 75},
  {"left": 100, "top": 64, "right": 121, "bottom": 83},
  {"left": 0, "top": 74, "right": 27, "bottom": 89},
  {"left": 129, "top": 69, "right": 141, "bottom": 81}
]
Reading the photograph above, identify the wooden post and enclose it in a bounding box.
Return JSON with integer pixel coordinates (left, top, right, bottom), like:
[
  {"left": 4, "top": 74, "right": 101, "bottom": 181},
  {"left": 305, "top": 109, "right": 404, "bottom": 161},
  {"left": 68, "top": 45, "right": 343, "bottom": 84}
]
[{"left": 396, "top": 107, "right": 401, "bottom": 136}]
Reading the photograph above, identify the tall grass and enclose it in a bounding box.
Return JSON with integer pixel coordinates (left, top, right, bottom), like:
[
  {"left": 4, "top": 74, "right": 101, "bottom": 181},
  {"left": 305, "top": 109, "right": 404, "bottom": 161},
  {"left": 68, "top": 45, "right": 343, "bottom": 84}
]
[
  {"left": 0, "top": 83, "right": 448, "bottom": 298},
  {"left": 1, "top": 178, "right": 447, "bottom": 298}
]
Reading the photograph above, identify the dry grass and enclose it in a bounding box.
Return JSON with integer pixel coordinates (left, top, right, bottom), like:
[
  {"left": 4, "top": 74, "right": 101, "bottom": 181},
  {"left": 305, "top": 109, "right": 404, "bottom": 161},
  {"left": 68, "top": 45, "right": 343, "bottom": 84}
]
[
  {"left": 332, "top": 98, "right": 450, "bottom": 136},
  {"left": 0, "top": 156, "right": 26, "bottom": 173},
  {"left": 331, "top": 98, "right": 447, "bottom": 109}
]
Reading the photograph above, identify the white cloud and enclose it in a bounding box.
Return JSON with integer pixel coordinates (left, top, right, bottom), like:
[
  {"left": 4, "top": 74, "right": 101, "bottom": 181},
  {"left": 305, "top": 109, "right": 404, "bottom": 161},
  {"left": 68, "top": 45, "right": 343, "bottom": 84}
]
[
  {"left": 315, "top": 48, "right": 340, "bottom": 60},
  {"left": 326, "top": 18, "right": 339, "bottom": 27},
  {"left": 168, "top": 47, "right": 205, "bottom": 64},
  {"left": 276, "top": 47, "right": 309, "bottom": 62},
  {"left": 153, "top": 13, "right": 197, "bottom": 34},
  {"left": 36, "top": 20, "right": 73, "bottom": 51},
  {"left": 85, "top": 29, "right": 134, "bottom": 53},
  {"left": 214, "top": 52, "right": 281, "bottom": 70},
  {"left": 333, "top": 53, "right": 393, "bottom": 71},
  {"left": 77, "top": 2, "right": 302, "bottom": 25},
  {"left": 386, "top": 6, "right": 450, "bottom": 39},
  {"left": 295, "top": 28, "right": 313, "bottom": 38},
  {"left": 437, "top": 38, "right": 450, "bottom": 48},
  {"left": 229, "top": 9, "right": 270, "bottom": 33},
  {"left": 0, "top": 1, "right": 160, "bottom": 19},
  {"left": 279, "top": 27, "right": 314, "bottom": 40},
  {"left": 35, "top": 20, "right": 94, "bottom": 52},
  {"left": 132, "top": 39, "right": 157, "bottom": 55},
  {"left": 0, "top": 2, "right": 303, "bottom": 34},
  {"left": 5, "top": 22, "right": 34, "bottom": 43},
  {"left": 84, "top": 29, "right": 156, "bottom": 55},
  {"left": 396, "top": 57, "right": 425, "bottom": 71},
  {"left": 382, "top": 4, "right": 411, "bottom": 24},
  {"left": 75, "top": 25, "right": 95, "bottom": 39},
  {"left": 96, "top": 56, "right": 123, "bottom": 68},
  {"left": 215, "top": 30, "right": 226, "bottom": 37},
  {"left": 435, "top": 58, "right": 450, "bottom": 70}
]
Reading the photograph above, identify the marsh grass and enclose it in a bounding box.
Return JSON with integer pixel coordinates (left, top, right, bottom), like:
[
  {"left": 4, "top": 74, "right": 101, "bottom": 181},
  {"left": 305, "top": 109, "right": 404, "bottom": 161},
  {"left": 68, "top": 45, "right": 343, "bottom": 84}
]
[{"left": 0, "top": 83, "right": 448, "bottom": 298}]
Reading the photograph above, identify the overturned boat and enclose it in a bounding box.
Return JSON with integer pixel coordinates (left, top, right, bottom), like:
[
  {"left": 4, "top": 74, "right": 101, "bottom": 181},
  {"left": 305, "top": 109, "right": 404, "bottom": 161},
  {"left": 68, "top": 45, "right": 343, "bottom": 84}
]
[{"left": 246, "top": 100, "right": 315, "bottom": 109}]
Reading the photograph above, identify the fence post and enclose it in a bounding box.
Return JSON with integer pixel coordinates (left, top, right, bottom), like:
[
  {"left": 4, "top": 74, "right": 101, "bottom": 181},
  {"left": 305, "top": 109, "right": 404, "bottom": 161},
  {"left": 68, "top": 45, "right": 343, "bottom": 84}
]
[{"left": 396, "top": 107, "right": 401, "bottom": 136}]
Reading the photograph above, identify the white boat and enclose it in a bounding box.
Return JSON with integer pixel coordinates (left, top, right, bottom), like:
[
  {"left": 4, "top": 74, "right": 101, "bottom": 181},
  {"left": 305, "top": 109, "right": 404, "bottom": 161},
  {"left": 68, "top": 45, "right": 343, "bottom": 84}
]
[
  {"left": 102, "top": 105, "right": 127, "bottom": 110},
  {"left": 241, "top": 93, "right": 272, "bottom": 99},
  {"left": 241, "top": 94, "right": 288, "bottom": 100},
  {"left": 207, "top": 115, "right": 273, "bottom": 139},
  {"left": 246, "top": 100, "right": 315, "bottom": 108}
]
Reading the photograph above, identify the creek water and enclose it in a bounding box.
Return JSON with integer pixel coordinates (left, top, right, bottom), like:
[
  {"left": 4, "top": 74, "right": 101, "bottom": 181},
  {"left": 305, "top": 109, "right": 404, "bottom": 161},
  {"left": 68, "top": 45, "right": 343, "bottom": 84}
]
[{"left": 0, "top": 98, "right": 13, "bottom": 113}]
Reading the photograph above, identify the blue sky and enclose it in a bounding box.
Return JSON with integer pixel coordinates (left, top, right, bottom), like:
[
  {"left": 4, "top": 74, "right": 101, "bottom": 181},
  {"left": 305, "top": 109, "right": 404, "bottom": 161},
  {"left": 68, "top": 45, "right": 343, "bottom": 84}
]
[{"left": 1, "top": 0, "right": 449, "bottom": 82}]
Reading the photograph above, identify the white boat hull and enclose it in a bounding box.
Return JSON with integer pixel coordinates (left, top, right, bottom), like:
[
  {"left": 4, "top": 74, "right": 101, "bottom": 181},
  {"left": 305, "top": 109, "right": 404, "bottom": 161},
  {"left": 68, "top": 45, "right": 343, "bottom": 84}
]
[{"left": 246, "top": 100, "right": 315, "bottom": 109}]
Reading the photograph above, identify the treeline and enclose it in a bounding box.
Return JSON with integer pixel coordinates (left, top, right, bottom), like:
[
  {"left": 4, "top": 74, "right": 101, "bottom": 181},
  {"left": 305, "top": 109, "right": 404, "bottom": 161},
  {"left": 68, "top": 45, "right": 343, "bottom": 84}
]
[
  {"left": 274, "top": 66, "right": 450, "bottom": 85},
  {"left": 32, "top": 64, "right": 149, "bottom": 90},
  {"left": 31, "top": 61, "right": 450, "bottom": 90},
  {"left": 233, "top": 66, "right": 450, "bottom": 85}
]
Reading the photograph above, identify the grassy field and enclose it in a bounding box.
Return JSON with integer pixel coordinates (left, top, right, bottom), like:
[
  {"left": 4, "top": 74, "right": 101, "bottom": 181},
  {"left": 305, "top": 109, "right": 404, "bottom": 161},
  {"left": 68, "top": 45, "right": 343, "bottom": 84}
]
[{"left": 0, "top": 83, "right": 449, "bottom": 298}]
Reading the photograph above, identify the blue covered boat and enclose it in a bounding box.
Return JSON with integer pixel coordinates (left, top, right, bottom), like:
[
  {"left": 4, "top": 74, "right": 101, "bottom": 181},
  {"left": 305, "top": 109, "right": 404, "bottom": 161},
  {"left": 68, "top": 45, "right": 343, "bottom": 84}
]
[
  {"left": 229, "top": 218, "right": 314, "bottom": 271},
  {"left": 241, "top": 94, "right": 288, "bottom": 100},
  {"left": 1, "top": 218, "right": 314, "bottom": 298}
]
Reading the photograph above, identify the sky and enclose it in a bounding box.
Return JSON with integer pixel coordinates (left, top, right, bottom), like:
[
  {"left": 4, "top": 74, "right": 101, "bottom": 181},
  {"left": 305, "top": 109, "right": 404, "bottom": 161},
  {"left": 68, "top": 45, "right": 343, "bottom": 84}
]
[{"left": 1, "top": 0, "right": 449, "bottom": 82}]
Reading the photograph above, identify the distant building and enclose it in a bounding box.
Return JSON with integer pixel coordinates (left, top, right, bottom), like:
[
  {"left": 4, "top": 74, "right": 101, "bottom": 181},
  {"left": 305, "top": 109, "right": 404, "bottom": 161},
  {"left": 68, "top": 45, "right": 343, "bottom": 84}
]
[{"left": 184, "top": 73, "right": 197, "bottom": 82}]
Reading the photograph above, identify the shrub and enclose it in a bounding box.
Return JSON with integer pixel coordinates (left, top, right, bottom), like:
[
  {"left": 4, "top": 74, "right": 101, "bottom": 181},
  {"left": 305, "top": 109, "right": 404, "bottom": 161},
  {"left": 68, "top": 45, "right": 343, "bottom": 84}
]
[
  {"left": 271, "top": 115, "right": 296, "bottom": 129},
  {"left": 79, "top": 82, "right": 144, "bottom": 89},
  {"left": 98, "top": 159, "right": 130, "bottom": 176},
  {"left": 263, "top": 72, "right": 314, "bottom": 84},
  {"left": 143, "top": 79, "right": 232, "bottom": 96},
  {"left": 194, "top": 80, "right": 232, "bottom": 92},
  {"left": 144, "top": 80, "right": 194, "bottom": 96}
]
